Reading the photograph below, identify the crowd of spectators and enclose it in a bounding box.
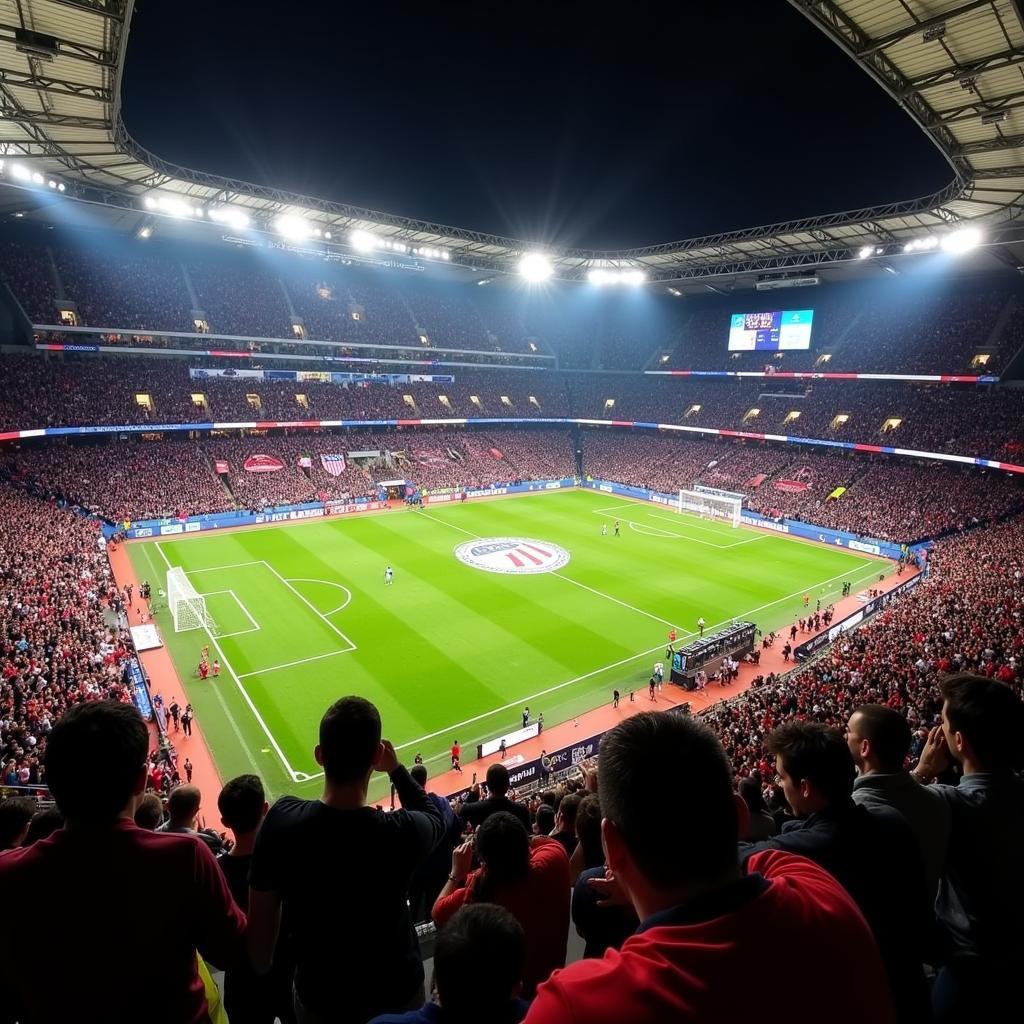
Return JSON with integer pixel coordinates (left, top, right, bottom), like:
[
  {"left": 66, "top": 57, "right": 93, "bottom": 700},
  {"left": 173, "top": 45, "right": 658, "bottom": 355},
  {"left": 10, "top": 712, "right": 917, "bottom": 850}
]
[
  {"left": 0, "top": 485, "right": 133, "bottom": 792},
  {"left": 3, "top": 425, "right": 1023, "bottom": 540}
]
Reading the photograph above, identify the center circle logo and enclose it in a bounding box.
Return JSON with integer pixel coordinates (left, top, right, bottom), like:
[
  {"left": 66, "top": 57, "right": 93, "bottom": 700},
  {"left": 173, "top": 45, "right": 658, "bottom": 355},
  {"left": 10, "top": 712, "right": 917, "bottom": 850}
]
[{"left": 455, "top": 537, "right": 570, "bottom": 575}]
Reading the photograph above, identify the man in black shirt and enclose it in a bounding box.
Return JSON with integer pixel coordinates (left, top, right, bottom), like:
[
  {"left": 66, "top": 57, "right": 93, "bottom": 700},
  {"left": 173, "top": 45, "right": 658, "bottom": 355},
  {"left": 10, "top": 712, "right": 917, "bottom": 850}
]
[
  {"left": 248, "top": 696, "right": 445, "bottom": 1024},
  {"left": 217, "top": 774, "right": 295, "bottom": 1024},
  {"left": 460, "top": 763, "right": 531, "bottom": 832}
]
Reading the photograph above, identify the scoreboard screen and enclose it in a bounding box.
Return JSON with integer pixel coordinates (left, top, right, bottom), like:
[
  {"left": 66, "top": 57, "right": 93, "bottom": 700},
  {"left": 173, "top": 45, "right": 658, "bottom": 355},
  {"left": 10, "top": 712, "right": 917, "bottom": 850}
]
[{"left": 728, "top": 309, "right": 814, "bottom": 352}]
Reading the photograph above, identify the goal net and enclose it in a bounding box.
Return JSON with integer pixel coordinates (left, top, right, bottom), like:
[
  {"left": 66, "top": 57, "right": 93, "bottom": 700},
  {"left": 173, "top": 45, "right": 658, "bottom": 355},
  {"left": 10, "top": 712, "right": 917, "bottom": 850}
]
[
  {"left": 167, "top": 567, "right": 219, "bottom": 634},
  {"left": 677, "top": 488, "right": 742, "bottom": 528}
]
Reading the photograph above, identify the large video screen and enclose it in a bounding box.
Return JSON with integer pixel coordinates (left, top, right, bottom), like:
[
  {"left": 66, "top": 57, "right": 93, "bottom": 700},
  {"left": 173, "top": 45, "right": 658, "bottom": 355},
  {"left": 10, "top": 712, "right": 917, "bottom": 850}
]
[{"left": 728, "top": 309, "right": 814, "bottom": 351}]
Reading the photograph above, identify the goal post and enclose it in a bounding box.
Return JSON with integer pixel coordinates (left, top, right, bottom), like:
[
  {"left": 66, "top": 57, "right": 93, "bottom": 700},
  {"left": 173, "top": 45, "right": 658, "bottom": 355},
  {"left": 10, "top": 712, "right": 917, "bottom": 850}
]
[
  {"left": 167, "top": 567, "right": 219, "bottom": 634},
  {"left": 677, "top": 488, "right": 743, "bottom": 528}
]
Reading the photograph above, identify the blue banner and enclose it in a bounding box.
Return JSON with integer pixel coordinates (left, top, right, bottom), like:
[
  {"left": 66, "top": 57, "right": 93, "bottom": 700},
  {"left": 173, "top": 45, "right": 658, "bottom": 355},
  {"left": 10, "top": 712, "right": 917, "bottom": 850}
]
[{"left": 125, "top": 658, "right": 153, "bottom": 721}]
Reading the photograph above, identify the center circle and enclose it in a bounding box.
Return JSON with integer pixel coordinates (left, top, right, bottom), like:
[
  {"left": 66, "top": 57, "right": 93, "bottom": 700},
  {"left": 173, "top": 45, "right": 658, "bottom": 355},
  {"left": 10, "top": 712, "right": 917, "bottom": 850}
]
[{"left": 454, "top": 537, "right": 571, "bottom": 575}]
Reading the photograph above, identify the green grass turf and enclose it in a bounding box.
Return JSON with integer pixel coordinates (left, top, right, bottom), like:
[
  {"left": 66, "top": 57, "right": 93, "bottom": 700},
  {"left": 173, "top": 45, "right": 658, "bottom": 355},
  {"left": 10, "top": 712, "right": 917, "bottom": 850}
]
[{"left": 127, "top": 489, "right": 889, "bottom": 801}]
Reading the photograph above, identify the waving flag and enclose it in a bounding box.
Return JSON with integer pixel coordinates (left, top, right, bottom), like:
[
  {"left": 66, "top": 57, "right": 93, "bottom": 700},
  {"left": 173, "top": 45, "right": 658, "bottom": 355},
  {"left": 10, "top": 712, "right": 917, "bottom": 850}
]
[{"left": 320, "top": 454, "right": 347, "bottom": 477}]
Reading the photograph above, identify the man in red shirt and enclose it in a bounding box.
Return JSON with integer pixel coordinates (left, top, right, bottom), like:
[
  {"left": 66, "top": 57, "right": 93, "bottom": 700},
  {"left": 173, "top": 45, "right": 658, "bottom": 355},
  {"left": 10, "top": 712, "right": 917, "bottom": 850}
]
[
  {"left": 524, "top": 713, "right": 895, "bottom": 1024},
  {"left": 0, "top": 700, "right": 246, "bottom": 1024}
]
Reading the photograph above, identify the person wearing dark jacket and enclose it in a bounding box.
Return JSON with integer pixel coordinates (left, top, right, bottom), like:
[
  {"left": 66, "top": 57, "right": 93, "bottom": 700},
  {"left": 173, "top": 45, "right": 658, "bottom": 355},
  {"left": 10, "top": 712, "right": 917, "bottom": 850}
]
[
  {"left": 459, "top": 764, "right": 531, "bottom": 832},
  {"left": 742, "top": 721, "right": 931, "bottom": 1024},
  {"left": 404, "top": 763, "right": 464, "bottom": 923}
]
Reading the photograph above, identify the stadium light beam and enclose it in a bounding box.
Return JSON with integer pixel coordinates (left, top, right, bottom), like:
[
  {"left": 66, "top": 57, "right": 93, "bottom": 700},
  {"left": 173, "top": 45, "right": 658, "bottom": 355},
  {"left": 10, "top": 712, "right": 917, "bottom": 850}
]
[
  {"left": 208, "top": 206, "right": 250, "bottom": 230},
  {"left": 350, "top": 229, "right": 378, "bottom": 252},
  {"left": 941, "top": 227, "right": 982, "bottom": 255},
  {"left": 10, "top": 164, "right": 31, "bottom": 181},
  {"left": 274, "top": 214, "right": 311, "bottom": 241},
  {"left": 519, "top": 253, "right": 554, "bottom": 282}
]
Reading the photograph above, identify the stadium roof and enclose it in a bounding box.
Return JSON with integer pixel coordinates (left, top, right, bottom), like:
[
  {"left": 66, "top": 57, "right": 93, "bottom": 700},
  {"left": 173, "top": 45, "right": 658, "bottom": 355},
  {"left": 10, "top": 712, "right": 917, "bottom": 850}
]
[{"left": 1, "top": 0, "right": 1023, "bottom": 283}]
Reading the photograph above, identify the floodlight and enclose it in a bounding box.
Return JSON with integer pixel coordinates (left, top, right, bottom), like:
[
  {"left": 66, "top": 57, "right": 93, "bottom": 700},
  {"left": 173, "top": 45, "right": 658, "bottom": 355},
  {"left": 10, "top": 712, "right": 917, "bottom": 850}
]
[
  {"left": 47, "top": 180, "right": 57, "bottom": 189},
  {"left": 324, "top": 231, "right": 332, "bottom": 240},
  {"left": 519, "top": 252, "right": 553, "bottom": 282},
  {"left": 857, "top": 245, "right": 873, "bottom": 259},
  {"left": 208, "top": 206, "right": 250, "bottom": 230},
  {"left": 144, "top": 196, "right": 157, "bottom": 209},
  {"left": 941, "top": 227, "right": 982, "bottom": 255},
  {"left": 622, "top": 269, "right": 646, "bottom": 285},
  {"left": 57, "top": 183, "right": 65, "bottom": 192},
  {"left": 588, "top": 269, "right": 611, "bottom": 285},
  {"left": 31, "top": 172, "right": 43, "bottom": 184},
  {"left": 350, "top": 229, "right": 377, "bottom": 252},
  {"left": 275, "top": 214, "right": 311, "bottom": 241},
  {"left": 10, "top": 164, "right": 30, "bottom": 181},
  {"left": 137, "top": 226, "right": 152, "bottom": 239}
]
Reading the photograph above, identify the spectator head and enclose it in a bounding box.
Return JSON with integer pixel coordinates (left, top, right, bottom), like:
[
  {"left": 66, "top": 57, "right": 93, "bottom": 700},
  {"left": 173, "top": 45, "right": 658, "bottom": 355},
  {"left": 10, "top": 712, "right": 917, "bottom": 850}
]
[
  {"left": 737, "top": 777, "right": 769, "bottom": 815},
  {"left": 433, "top": 904, "right": 525, "bottom": 1023},
  {"left": 768, "top": 721, "right": 855, "bottom": 816},
  {"left": 410, "top": 763, "right": 428, "bottom": 788},
  {"left": 534, "top": 804, "right": 555, "bottom": 835},
  {"left": 471, "top": 811, "right": 530, "bottom": 902},
  {"left": 45, "top": 701, "right": 148, "bottom": 825},
  {"left": 485, "top": 763, "right": 511, "bottom": 797},
  {"left": 217, "top": 774, "right": 267, "bottom": 838},
  {"left": 940, "top": 673, "right": 1024, "bottom": 772},
  {"left": 575, "top": 793, "right": 604, "bottom": 869},
  {"left": 134, "top": 793, "right": 165, "bottom": 831},
  {"left": 846, "top": 705, "right": 912, "bottom": 774},
  {"left": 315, "top": 696, "right": 382, "bottom": 786},
  {"left": 599, "top": 713, "right": 739, "bottom": 915},
  {"left": 0, "top": 797, "right": 36, "bottom": 849},
  {"left": 166, "top": 785, "right": 202, "bottom": 828},
  {"left": 23, "top": 807, "right": 64, "bottom": 846},
  {"left": 555, "top": 791, "right": 582, "bottom": 833}
]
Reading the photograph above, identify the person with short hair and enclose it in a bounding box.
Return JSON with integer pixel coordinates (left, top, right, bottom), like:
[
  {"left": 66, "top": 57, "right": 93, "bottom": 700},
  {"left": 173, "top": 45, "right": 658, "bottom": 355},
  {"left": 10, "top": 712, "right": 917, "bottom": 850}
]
[
  {"left": 459, "top": 763, "right": 531, "bottom": 832},
  {"left": 133, "top": 792, "right": 165, "bottom": 831},
  {"left": 550, "top": 792, "right": 581, "bottom": 858},
  {"left": 433, "top": 811, "right": 570, "bottom": 996},
  {"left": 405, "top": 762, "right": 464, "bottom": 923},
  {"left": 912, "top": 673, "right": 1024, "bottom": 1023},
  {"left": 534, "top": 803, "right": 555, "bottom": 836},
  {"left": 0, "top": 700, "right": 246, "bottom": 1023},
  {"left": 0, "top": 796, "right": 35, "bottom": 850},
  {"left": 158, "top": 784, "right": 225, "bottom": 854},
  {"left": 217, "top": 774, "right": 295, "bottom": 1024},
  {"left": 248, "top": 696, "right": 445, "bottom": 1024},
  {"left": 745, "top": 721, "right": 930, "bottom": 1023},
  {"left": 369, "top": 904, "right": 528, "bottom": 1024},
  {"left": 847, "top": 705, "right": 950, "bottom": 903},
  {"left": 524, "top": 712, "right": 896, "bottom": 1024}
]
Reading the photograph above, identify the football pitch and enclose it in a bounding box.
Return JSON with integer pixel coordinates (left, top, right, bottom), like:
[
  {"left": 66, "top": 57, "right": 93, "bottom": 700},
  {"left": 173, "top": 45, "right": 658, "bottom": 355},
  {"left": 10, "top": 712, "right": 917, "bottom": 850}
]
[{"left": 128, "top": 489, "right": 889, "bottom": 799}]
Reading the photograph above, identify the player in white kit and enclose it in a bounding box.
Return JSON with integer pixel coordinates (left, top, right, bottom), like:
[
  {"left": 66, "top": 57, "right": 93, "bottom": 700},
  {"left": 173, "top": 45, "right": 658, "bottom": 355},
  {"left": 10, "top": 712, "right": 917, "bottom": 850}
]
[{"left": 384, "top": 566, "right": 394, "bottom": 585}]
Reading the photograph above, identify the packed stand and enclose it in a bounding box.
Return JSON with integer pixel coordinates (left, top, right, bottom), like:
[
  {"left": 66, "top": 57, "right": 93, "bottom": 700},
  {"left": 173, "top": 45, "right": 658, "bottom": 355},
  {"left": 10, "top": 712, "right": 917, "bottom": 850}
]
[
  {"left": 54, "top": 245, "right": 194, "bottom": 332},
  {"left": 0, "top": 485, "right": 132, "bottom": 791},
  {"left": 4, "top": 441, "right": 234, "bottom": 523},
  {"left": 0, "top": 240, "right": 57, "bottom": 324}
]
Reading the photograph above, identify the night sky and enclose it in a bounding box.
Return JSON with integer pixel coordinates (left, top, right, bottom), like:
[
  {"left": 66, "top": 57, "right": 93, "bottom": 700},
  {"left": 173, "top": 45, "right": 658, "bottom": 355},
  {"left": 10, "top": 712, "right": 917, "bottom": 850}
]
[{"left": 120, "top": 1, "right": 952, "bottom": 250}]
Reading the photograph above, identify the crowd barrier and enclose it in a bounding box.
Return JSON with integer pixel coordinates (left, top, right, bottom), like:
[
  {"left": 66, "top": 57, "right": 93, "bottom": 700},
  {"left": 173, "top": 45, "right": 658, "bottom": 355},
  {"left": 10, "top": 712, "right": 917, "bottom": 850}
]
[{"left": 793, "top": 572, "right": 923, "bottom": 660}]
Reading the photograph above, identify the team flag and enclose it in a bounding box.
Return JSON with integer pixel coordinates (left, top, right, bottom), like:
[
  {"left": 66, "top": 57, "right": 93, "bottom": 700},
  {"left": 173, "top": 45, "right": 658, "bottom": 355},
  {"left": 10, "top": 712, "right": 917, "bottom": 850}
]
[{"left": 320, "top": 454, "right": 347, "bottom": 476}]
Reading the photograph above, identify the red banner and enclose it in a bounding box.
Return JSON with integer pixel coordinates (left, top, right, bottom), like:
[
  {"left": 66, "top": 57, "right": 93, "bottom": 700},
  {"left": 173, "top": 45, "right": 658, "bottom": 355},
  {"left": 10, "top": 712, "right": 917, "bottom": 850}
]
[
  {"left": 214, "top": 460, "right": 229, "bottom": 474},
  {"left": 774, "top": 480, "right": 809, "bottom": 493},
  {"left": 243, "top": 454, "right": 284, "bottom": 473}
]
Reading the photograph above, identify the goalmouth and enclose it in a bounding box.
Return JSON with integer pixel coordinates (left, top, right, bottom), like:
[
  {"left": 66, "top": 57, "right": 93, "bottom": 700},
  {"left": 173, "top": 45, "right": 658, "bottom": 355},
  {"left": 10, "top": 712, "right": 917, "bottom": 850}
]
[
  {"left": 677, "top": 488, "right": 743, "bottom": 528},
  {"left": 167, "top": 566, "right": 220, "bottom": 634}
]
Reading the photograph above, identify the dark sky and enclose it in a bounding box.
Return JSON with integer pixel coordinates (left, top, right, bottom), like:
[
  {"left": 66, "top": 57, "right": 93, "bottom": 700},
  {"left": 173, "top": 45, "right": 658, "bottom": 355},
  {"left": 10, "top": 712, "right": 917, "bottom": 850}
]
[{"left": 120, "top": 1, "right": 952, "bottom": 250}]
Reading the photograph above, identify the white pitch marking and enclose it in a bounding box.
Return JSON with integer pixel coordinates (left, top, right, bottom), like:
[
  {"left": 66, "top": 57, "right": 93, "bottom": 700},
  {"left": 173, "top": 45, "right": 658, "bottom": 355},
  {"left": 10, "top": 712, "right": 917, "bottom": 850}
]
[
  {"left": 419, "top": 508, "right": 685, "bottom": 630},
  {"left": 153, "top": 542, "right": 297, "bottom": 780},
  {"left": 185, "top": 560, "right": 264, "bottom": 574},
  {"left": 238, "top": 649, "right": 350, "bottom": 679},
  {"left": 628, "top": 520, "right": 685, "bottom": 539},
  {"left": 284, "top": 578, "right": 352, "bottom": 616},
  {"left": 261, "top": 563, "right": 357, "bottom": 653}
]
